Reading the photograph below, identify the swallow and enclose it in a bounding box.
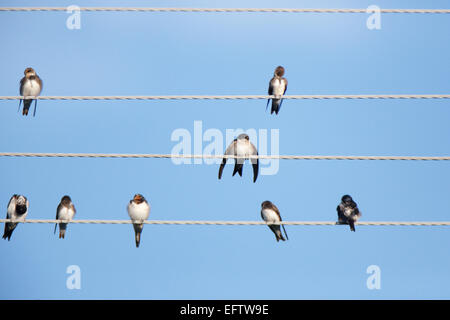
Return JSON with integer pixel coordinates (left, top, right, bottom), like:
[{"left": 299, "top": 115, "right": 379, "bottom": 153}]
[
  {"left": 19, "top": 67, "right": 43, "bottom": 116},
  {"left": 127, "top": 194, "right": 151, "bottom": 248},
  {"left": 54, "top": 195, "right": 76, "bottom": 239},
  {"left": 261, "top": 201, "right": 288, "bottom": 242},
  {"left": 2, "top": 195, "right": 29, "bottom": 241},
  {"left": 266, "top": 66, "right": 288, "bottom": 115},
  {"left": 337, "top": 195, "right": 362, "bottom": 232},
  {"left": 218, "top": 133, "right": 259, "bottom": 183}
]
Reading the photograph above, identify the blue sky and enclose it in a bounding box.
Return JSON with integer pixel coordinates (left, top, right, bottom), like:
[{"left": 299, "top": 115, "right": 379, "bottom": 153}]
[{"left": 0, "top": 0, "right": 449, "bottom": 299}]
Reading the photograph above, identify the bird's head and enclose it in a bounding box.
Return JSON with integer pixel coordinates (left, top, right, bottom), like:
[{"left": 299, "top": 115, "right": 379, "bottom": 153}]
[
  {"left": 341, "top": 195, "right": 353, "bottom": 204},
  {"left": 274, "top": 66, "right": 285, "bottom": 77},
  {"left": 133, "top": 194, "right": 145, "bottom": 204},
  {"left": 61, "top": 195, "right": 72, "bottom": 204},
  {"left": 261, "top": 200, "right": 272, "bottom": 208},
  {"left": 237, "top": 133, "right": 250, "bottom": 141},
  {"left": 24, "top": 67, "right": 36, "bottom": 77},
  {"left": 16, "top": 195, "right": 27, "bottom": 206}
]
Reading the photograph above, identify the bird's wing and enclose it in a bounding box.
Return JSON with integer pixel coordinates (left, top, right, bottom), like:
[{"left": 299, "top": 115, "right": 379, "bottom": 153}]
[
  {"left": 282, "top": 224, "right": 289, "bottom": 240},
  {"left": 225, "top": 139, "right": 237, "bottom": 156},
  {"left": 71, "top": 203, "right": 76, "bottom": 216},
  {"left": 337, "top": 204, "right": 344, "bottom": 220},
  {"left": 218, "top": 139, "right": 236, "bottom": 179},
  {"left": 6, "top": 196, "right": 16, "bottom": 219},
  {"left": 54, "top": 203, "right": 61, "bottom": 234},
  {"left": 282, "top": 78, "right": 288, "bottom": 95},
  {"left": 249, "top": 142, "right": 259, "bottom": 183},
  {"left": 18, "top": 78, "right": 26, "bottom": 111},
  {"left": 19, "top": 77, "right": 25, "bottom": 95},
  {"left": 354, "top": 207, "right": 361, "bottom": 218},
  {"left": 56, "top": 203, "right": 61, "bottom": 219},
  {"left": 37, "top": 75, "right": 43, "bottom": 93},
  {"left": 272, "top": 203, "right": 282, "bottom": 221},
  {"left": 272, "top": 204, "right": 289, "bottom": 240},
  {"left": 268, "top": 78, "right": 274, "bottom": 95},
  {"left": 278, "top": 78, "right": 288, "bottom": 111},
  {"left": 266, "top": 78, "right": 274, "bottom": 111}
]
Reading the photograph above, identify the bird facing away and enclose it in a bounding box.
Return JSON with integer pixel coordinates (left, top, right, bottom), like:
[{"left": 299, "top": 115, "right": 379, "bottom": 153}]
[
  {"left": 2, "top": 195, "right": 29, "bottom": 241},
  {"left": 218, "top": 133, "right": 259, "bottom": 183},
  {"left": 337, "top": 195, "right": 362, "bottom": 232},
  {"left": 261, "top": 201, "right": 288, "bottom": 242},
  {"left": 127, "top": 194, "right": 151, "bottom": 248},
  {"left": 266, "top": 66, "right": 288, "bottom": 115},
  {"left": 54, "top": 195, "right": 76, "bottom": 239},
  {"left": 19, "top": 67, "right": 43, "bottom": 116}
]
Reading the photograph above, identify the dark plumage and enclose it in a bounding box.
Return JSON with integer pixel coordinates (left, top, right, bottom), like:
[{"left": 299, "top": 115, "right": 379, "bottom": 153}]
[
  {"left": 2, "top": 195, "right": 29, "bottom": 241},
  {"left": 337, "top": 195, "right": 361, "bottom": 232},
  {"left": 266, "top": 66, "right": 288, "bottom": 115},
  {"left": 54, "top": 195, "right": 76, "bottom": 239},
  {"left": 261, "top": 200, "right": 288, "bottom": 242}
]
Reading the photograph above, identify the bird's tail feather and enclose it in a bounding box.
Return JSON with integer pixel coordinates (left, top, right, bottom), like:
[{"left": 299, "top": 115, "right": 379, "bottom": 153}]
[
  {"left": 22, "top": 99, "right": 32, "bottom": 116},
  {"left": 277, "top": 99, "right": 284, "bottom": 114},
  {"left": 2, "top": 228, "right": 13, "bottom": 241},
  {"left": 271, "top": 99, "right": 280, "bottom": 115},
  {"left": 3, "top": 223, "right": 17, "bottom": 241},
  {"left": 276, "top": 230, "right": 285, "bottom": 242},
  {"left": 232, "top": 162, "right": 243, "bottom": 177},
  {"left": 270, "top": 225, "right": 285, "bottom": 242},
  {"left": 349, "top": 220, "right": 356, "bottom": 232},
  {"left": 135, "top": 232, "right": 141, "bottom": 248}
]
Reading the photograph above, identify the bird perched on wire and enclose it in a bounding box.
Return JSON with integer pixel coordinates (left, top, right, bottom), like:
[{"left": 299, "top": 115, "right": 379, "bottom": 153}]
[
  {"left": 54, "top": 195, "right": 76, "bottom": 239},
  {"left": 218, "top": 133, "right": 259, "bottom": 183},
  {"left": 337, "top": 195, "right": 362, "bottom": 232},
  {"left": 261, "top": 201, "right": 288, "bottom": 242},
  {"left": 2, "top": 195, "right": 29, "bottom": 241},
  {"left": 19, "top": 67, "right": 43, "bottom": 116},
  {"left": 266, "top": 66, "right": 288, "bottom": 115},
  {"left": 127, "top": 194, "right": 151, "bottom": 248}
]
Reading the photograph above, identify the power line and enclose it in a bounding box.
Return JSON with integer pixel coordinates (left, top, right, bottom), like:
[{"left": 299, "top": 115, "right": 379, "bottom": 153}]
[
  {"left": 1, "top": 94, "right": 450, "bottom": 101},
  {"left": 1, "top": 219, "right": 450, "bottom": 226},
  {"left": 0, "top": 152, "right": 450, "bottom": 161},
  {"left": 0, "top": 7, "right": 449, "bottom": 14}
]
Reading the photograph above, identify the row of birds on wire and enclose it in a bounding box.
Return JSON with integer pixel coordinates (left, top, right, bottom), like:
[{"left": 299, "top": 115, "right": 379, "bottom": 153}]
[
  {"left": 2, "top": 194, "right": 362, "bottom": 247},
  {"left": 16, "top": 66, "right": 288, "bottom": 116}
]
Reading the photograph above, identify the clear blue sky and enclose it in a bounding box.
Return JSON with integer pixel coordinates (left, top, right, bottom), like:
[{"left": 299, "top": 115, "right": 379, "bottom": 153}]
[{"left": 0, "top": 0, "right": 449, "bottom": 299}]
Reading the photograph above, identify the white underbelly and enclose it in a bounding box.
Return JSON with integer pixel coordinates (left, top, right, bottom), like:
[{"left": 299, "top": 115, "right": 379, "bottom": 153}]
[
  {"left": 10, "top": 210, "right": 28, "bottom": 220},
  {"left": 236, "top": 142, "right": 249, "bottom": 158},
  {"left": 273, "top": 80, "right": 285, "bottom": 96},
  {"left": 261, "top": 208, "right": 280, "bottom": 223},
  {"left": 58, "top": 207, "right": 75, "bottom": 220},
  {"left": 22, "top": 80, "right": 41, "bottom": 96},
  {"left": 128, "top": 203, "right": 150, "bottom": 220},
  {"left": 344, "top": 208, "right": 353, "bottom": 217}
]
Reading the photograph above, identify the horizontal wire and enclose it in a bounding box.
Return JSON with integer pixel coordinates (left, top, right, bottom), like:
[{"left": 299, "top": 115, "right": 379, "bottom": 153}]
[
  {"left": 0, "top": 152, "right": 449, "bottom": 161},
  {"left": 1, "top": 94, "right": 450, "bottom": 101},
  {"left": 0, "top": 8, "right": 449, "bottom": 14},
  {"left": 1, "top": 219, "right": 450, "bottom": 226}
]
